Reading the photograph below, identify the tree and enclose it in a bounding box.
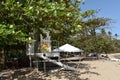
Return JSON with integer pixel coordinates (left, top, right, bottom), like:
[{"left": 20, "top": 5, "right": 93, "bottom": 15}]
[
  {"left": 71, "top": 12, "right": 112, "bottom": 54},
  {"left": 108, "top": 31, "right": 112, "bottom": 39},
  {"left": 115, "top": 33, "right": 118, "bottom": 39},
  {"left": 0, "top": 0, "right": 86, "bottom": 67}
]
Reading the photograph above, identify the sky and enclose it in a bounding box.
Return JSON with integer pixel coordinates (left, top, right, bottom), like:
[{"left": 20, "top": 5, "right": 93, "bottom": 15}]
[{"left": 80, "top": 0, "right": 120, "bottom": 39}]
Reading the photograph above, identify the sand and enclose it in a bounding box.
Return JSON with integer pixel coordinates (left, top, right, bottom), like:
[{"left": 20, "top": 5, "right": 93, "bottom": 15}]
[
  {"left": 1, "top": 53, "right": 120, "bottom": 80},
  {"left": 79, "top": 60, "right": 120, "bottom": 80}
]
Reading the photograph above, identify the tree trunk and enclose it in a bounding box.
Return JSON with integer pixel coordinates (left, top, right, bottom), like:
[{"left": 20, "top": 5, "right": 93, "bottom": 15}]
[
  {"left": 34, "top": 32, "right": 40, "bottom": 53},
  {"left": 0, "top": 48, "right": 5, "bottom": 70}
]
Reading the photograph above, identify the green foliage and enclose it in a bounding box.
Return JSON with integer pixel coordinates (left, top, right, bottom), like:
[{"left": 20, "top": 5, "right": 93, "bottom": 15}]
[
  {"left": 81, "top": 10, "right": 95, "bottom": 18},
  {"left": 0, "top": 24, "right": 27, "bottom": 47},
  {"left": 1, "top": 0, "right": 118, "bottom": 54},
  {"left": 0, "top": 0, "right": 86, "bottom": 48},
  {"left": 69, "top": 12, "right": 113, "bottom": 53}
]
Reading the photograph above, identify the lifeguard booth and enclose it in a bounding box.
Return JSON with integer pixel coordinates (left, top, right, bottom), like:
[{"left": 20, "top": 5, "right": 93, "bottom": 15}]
[{"left": 26, "top": 32, "right": 75, "bottom": 72}]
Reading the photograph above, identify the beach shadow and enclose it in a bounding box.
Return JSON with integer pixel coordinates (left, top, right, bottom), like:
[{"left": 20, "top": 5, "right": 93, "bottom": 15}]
[
  {"left": 47, "top": 62, "right": 98, "bottom": 80},
  {"left": 80, "top": 71, "right": 100, "bottom": 75},
  {"left": 11, "top": 68, "right": 31, "bottom": 78},
  {"left": 50, "top": 70, "right": 82, "bottom": 80},
  {"left": 66, "top": 62, "right": 93, "bottom": 70},
  {"left": 0, "top": 68, "right": 43, "bottom": 80},
  {"left": 0, "top": 61, "right": 99, "bottom": 80}
]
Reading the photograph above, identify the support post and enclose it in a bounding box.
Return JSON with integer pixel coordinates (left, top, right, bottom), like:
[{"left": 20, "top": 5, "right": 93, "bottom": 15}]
[{"left": 43, "top": 60, "right": 46, "bottom": 73}]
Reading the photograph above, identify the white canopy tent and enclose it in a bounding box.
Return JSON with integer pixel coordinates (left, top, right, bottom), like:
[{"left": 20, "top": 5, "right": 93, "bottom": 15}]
[{"left": 53, "top": 44, "right": 83, "bottom": 52}]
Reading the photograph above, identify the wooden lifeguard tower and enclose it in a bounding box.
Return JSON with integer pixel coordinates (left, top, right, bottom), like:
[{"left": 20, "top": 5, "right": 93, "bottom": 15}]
[{"left": 26, "top": 32, "right": 75, "bottom": 72}]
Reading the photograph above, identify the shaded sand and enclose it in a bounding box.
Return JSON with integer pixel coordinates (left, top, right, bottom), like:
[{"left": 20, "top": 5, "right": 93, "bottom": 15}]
[{"left": 1, "top": 53, "right": 120, "bottom": 80}]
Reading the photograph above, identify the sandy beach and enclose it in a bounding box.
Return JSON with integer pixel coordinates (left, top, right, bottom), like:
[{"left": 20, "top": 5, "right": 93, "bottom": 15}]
[
  {"left": 1, "top": 53, "right": 120, "bottom": 80},
  {"left": 79, "top": 60, "right": 120, "bottom": 80}
]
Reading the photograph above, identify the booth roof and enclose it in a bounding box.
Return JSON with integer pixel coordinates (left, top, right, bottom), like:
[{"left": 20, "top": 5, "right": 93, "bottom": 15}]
[{"left": 53, "top": 44, "right": 83, "bottom": 52}]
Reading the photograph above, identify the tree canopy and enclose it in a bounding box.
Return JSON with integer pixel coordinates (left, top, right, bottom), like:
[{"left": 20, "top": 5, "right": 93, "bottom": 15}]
[{"left": 0, "top": 0, "right": 120, "bottom": 53}]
